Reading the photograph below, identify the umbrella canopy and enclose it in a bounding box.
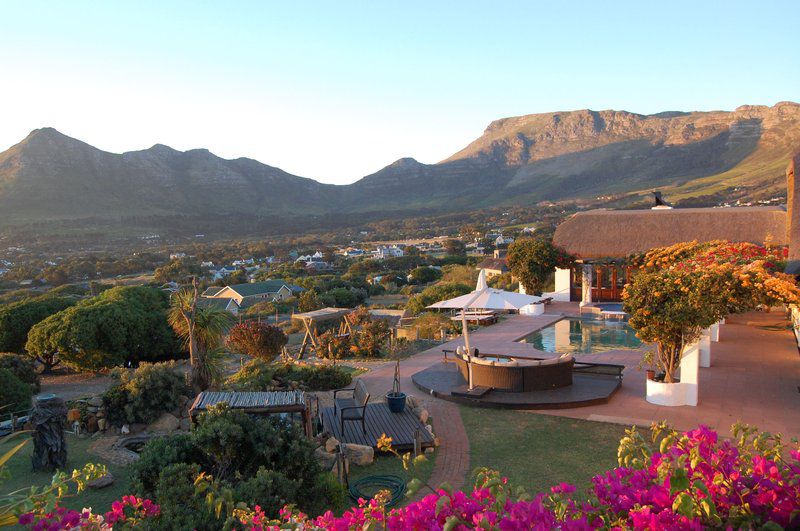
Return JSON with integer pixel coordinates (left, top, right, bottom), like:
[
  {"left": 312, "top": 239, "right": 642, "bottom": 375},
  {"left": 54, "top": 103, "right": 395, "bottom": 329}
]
[
  {"left": 427, "top": 288, "right": 542, "bottom": 311},
  {"left": 475, "top": 268, "right": 488, "bottom": 291},
  {"left": 427, "top": 285, "right": 542, "bottom": 390}
]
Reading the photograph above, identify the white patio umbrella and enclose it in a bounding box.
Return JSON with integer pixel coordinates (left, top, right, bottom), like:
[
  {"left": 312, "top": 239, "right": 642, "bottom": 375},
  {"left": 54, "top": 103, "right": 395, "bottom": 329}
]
[{"left": 427, "top": 272, "right": 542, "bottom": 388}]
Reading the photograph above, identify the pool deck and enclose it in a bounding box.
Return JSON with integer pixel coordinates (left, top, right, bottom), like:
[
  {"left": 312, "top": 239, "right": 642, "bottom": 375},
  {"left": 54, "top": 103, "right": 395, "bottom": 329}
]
[{"left": 403, "top": 302, "right": 800, "bottom": 441}]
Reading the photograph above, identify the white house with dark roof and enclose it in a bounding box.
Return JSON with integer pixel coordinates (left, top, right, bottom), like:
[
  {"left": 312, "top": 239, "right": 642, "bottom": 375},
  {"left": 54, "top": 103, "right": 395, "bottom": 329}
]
[{"left": 203, "top": 280, "right": 294, "bottom": 310}]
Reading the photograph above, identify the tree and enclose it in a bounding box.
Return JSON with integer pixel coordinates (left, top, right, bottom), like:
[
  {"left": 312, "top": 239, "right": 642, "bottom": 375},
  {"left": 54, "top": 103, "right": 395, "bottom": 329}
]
[
  {"left": 227, "top": 321, "right": 288, "bottom": 363},
  {"left": 153, "top": 259, "right": 202, "bottom": 284},
  {"left": 297, "top": 290, "right": 323, "bottom": 312},
  {"left": 409, "top": 266, "right": 442, "bottom": 285},
  {"left": 444, "top": 239, "right": 466, "bottom": 256},
  {"left": 506, "top": 239, "right": 574, "bottom": 295},
  {"left": 624, "top": 241, "right": 800, "bottom": 382},
  {"left": 168, "top": 279, "right": 233, "bottom": 393},
  {"left": 406, "top": 282, "right": 472, "bottom": 315},
  {"left": 0, "top": 297, "right": 75, "bottom": 354},
  {"left": 26, "top": 287, "right": 179, "bottom": 372}
]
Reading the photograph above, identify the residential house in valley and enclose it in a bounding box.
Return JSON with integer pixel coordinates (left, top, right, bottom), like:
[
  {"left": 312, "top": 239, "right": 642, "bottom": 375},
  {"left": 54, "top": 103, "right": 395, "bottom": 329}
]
[{"left": 202, "top": 280, "right": 295, "bottom": 313}]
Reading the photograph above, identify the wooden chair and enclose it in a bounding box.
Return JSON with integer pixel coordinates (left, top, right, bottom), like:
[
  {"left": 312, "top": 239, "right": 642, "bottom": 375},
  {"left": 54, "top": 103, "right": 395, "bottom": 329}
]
[{"left": 333, "top": 379, "right": 370, "bottom": 434}]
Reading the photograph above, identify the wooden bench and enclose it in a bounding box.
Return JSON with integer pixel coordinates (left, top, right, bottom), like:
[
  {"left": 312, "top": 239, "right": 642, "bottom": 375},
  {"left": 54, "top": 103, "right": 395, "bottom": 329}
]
[{"left": 333, "top": 379, "right": 370, "bottom": 434}]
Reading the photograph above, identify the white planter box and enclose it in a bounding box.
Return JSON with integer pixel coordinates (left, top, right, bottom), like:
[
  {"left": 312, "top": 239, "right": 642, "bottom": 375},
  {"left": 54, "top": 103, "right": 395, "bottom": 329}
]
[{"left": 646, "top": 378, "right": 694, "bottom": 406}]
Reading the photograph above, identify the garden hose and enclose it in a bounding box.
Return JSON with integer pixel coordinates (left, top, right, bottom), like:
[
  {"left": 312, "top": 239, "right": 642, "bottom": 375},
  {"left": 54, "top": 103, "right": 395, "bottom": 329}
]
[{"left": 348, "top": 474, "right": 406, "bottom": 507}]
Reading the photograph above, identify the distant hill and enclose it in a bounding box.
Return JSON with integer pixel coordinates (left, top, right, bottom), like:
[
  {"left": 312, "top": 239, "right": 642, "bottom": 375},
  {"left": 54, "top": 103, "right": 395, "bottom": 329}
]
[{"left": 1, "top": 102, "right": 798, "bottom": 233}]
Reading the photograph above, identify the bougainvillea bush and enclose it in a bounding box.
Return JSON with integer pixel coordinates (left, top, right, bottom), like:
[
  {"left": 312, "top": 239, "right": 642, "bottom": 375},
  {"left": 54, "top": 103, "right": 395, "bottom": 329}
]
[
  {"left": 237, "top": 423, "right": 800, "bottom": 530},
  {"left": 18, "top": 423, "right": 800, "bottom": 529}
]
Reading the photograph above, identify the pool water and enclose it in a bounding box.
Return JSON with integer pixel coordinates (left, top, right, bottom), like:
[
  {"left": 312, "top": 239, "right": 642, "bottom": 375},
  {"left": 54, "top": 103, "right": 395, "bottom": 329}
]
[{"left": 518, "top": 316, "right": 642, "bottom": 355}]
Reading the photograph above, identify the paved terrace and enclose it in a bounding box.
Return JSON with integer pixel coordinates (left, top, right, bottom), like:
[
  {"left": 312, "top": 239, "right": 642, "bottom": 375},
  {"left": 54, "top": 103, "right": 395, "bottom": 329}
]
[{"left": 358, "top": 303, "right": 800, "bottom": 490}]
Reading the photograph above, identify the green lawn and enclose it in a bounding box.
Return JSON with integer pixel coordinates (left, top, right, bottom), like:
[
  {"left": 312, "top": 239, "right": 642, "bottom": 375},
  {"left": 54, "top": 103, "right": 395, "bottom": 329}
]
[
  {"left": 0, "top": 434, "right": 132, "bottom": 514},
  {"left": 460, "top": 407, "right": 627, "bottom": 495},
  {"left": 348, "top": 448, "right": 436, "bottom": 507}
]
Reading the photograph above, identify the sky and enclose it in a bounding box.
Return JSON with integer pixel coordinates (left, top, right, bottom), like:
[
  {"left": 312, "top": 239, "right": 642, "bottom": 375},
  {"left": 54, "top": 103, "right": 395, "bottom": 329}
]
[{"left": 1, "top": 1, "right": 798, "bottom": 184}]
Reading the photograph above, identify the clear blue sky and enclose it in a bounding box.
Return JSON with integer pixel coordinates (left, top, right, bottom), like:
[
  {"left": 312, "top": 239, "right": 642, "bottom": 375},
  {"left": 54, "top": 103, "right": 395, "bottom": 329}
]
[{"left": 1, "top": 1, "right": 797, "bottom": 184}]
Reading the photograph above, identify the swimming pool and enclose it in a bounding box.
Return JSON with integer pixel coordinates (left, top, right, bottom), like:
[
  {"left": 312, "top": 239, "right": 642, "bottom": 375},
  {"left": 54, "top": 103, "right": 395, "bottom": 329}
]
[{"left": 518, "top": 316, "right": 642, "bottom": 355}]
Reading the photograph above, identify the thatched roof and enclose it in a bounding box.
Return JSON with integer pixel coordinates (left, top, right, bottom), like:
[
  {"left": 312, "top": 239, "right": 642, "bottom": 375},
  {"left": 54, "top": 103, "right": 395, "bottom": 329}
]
[{"left": 553, "top": 206, "right": 787, "bottom": 259}]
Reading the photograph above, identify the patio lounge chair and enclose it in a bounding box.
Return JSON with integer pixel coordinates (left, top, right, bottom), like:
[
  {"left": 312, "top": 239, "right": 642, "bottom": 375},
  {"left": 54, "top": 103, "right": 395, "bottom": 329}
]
[{"left": 333, "top": 379, "right": 370, "bottom": 434}]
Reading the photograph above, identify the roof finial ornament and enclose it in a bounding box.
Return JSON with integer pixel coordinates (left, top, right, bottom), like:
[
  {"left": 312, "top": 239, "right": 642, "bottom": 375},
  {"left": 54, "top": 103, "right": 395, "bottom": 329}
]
[{"left": 651, "top": 191, "right": 673, "bottom": 210}]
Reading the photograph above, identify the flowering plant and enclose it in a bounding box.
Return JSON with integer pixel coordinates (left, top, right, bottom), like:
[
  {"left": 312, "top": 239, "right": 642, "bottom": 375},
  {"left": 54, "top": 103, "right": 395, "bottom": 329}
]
[
  {"left": 624, "top": 241, "right": 800, "bottom": 381},
  {"left": 239, "top": 423, "right": 800, "bottom": 530},
  {"left": 19, "top": 496, "right": 159, "bottom": 530}
]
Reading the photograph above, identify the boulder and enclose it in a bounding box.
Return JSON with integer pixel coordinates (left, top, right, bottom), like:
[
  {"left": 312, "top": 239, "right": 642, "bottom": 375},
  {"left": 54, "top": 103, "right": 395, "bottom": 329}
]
[
  {"left": 406, "top": 395, "right": 419, "bottom": 409},
  {"left": 178, "top": 395, "right": 190, "bottom": 407},
  {"left": 67, "top": 409, "right": 81, "bottom": 423},
  {"left": 342, "top": 444, "right": 374, "bottom": 466},
  {"left": 87, "top": 396, "right": 103, "bottom": 408},
  {"left": 87, "top": 472, "right": 115, "bottom": 489},
  {"left": 179, "top": 418, "right": 192, "bottom": 431},
  {"left": 147, "top": 413, "right": 180, "bottom": 433},
  {"left": 314, "top": 447, "right": 337, "bottom": 470},
  {"left": 425, "top": 446, "right": 435, "bottom": 455},
  {"left": 86, "top": 406, "right": 99, "bottom": 414},
  {"left": 418, "top": 409, "right": 429, "bottom": 424},
  {"left": 86, "top": 415, "right": 98, "bottom": 433},
  {"left": 120, "top": 424, "right": 130, "bottom": 434},
  {"left": 95, "top": 409, "right": 105, "bottom": 419},
  {"left": 97, "top": 418, "right": 107, "bottom": 432},
  {"left": 325, "top": 437, "right": 340, "bottom": 453},
  {"left": 130, "top": 423, "right": 148, "bottom": 434}
]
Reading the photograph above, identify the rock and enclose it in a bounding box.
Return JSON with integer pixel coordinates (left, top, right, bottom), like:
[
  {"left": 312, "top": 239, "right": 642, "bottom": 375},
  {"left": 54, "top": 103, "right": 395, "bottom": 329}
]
[
  {"left": 314, "top": 447, "right": 337, "bottom": 470},
  {"left": 86, "top": 406, "right": 99, "bottom": 414},
  {"left": 325, "top": 437, "right": 340, "bottom": 453},
  {"left": 146, "top": 413, "right": 180, "bottom": 433},
  {"left": 342, "top": 443, "right": 374, "bottom": 466},
  {"left": 179, "top": 418, "right": 192, "bottom": 431},
  {"left": 169, "top": 407, "right": 182, "bottom": 418},
  {"left": 95, "top": 410, "right": 105, "bottom": 419},
  {"left": 406, "top": 395, "right": 419, "bottom": 409},
  {"left": 418, "top": 409, "right": 429, "bottom": 424},
  {"left": 178, "top": 395, "right": 190, "bottom": 407},
  {"left": 120, "top": 424, "right": 130, "bottom": 434},
  {"left": 67, "top": 409, "right": 81, "bottom": 422},
  {"left": 86, "top": 415, "right": 98, "bottom": 433},
  {"left": 87, "top": 472, "right": 115, "bottom": 489},
  {"left": 130, "top": 423, "right": 147, "bottom": 434},
  {"left": 97, "top": 418, "right": 107, "bottom": 431},
  {"left": 425, "top": 446, "right": 435, "bottom": 454},
  {"left": 87, "top": 396, "right": 103, "bottom": 408}
]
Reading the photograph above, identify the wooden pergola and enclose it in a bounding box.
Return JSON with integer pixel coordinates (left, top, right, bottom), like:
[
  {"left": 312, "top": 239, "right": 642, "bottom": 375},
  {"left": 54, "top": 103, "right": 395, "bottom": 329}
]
[
  {"left": 189, "top": 390, "right": 313, "bottom": 437},
  {"left": 291, "top": 307, "right": 354, "bottom": 358}
]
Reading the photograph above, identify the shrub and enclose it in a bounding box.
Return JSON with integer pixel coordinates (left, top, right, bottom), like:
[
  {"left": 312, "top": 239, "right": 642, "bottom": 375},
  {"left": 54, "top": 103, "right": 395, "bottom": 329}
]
[
  {"left": 224, "top": 359, "right": 276, "bottom": 391},
  {"left": 408, "top": 266, "right": 442, "bottom": 284},
  {"left": 413, "top": 312, "right": 454, "bottom": 340},
  {"left": 130, "top": 434, "right": 202, "bottom": 497},
  {"left": 406, "top": 282, "right": 471, "bottom": 315},
  {"left": 152, "top": 463, "right": 216, "bottom": 530},
  {"left": 131, "top": 404, "right": 341, "bottom": 521},
  {"left": 0, "top": 368, "right": 32, "bottom": 412},
  {"left": 352, "top": 318, "right": 389, "bottom": 358},
  {"left": 225, "top": 360, "right": 352, "bottom": 392},
  {"left": 226, "top": 321, "right": 287, "bottom": 363},
  {"left": 102, "top": 362, "right": 188, "bottom": 426},
  {"left": 316, "top": 330, "right": 352, "bottom": 360},
  {"left": 0, "top": 353, "right": 40, "bottom": 392},
  {"left": 275, "top": 363, "right": 352, "bottom": 391}
]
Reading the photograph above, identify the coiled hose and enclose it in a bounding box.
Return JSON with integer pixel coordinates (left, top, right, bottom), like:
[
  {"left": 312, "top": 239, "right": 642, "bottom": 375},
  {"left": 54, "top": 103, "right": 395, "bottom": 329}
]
[{"left": 348, "top": 474, "right": 406, "bottom": 507}]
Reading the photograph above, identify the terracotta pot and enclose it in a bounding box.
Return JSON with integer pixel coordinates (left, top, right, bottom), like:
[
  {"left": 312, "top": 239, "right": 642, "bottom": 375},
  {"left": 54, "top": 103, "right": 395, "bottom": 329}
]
[{"left": 645, "top": 369, "right": 655, "bottom": 381}]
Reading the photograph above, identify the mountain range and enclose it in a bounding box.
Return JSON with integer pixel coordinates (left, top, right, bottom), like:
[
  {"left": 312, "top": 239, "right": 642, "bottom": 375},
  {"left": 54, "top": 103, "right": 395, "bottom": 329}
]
[{"left": 1, "top": 102, "right": 798, "bottom": 234}]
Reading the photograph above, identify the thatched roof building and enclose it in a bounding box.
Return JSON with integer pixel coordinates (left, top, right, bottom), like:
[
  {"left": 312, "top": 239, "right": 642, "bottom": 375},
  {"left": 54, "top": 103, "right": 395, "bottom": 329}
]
[{"left": 553, "top": 206, "right": 787, "bottom": 259}]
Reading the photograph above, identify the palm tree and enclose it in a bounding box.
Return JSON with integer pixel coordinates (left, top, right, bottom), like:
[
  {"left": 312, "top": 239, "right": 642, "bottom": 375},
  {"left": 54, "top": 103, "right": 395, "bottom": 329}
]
[{"left": 168, "top": 278, "right": 233, "bottom": 393}]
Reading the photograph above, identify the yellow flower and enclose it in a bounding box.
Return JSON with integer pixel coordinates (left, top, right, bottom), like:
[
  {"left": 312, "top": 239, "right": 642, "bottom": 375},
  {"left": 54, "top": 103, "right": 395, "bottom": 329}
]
[{"left": 377, "top": 433, "right": 393, "bottom": 451}]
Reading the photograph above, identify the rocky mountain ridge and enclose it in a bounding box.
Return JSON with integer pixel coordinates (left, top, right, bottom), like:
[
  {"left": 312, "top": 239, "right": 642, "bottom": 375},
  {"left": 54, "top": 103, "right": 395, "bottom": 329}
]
[{"left": 1, "top": 102, "right": 798, "bottom": 232}]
